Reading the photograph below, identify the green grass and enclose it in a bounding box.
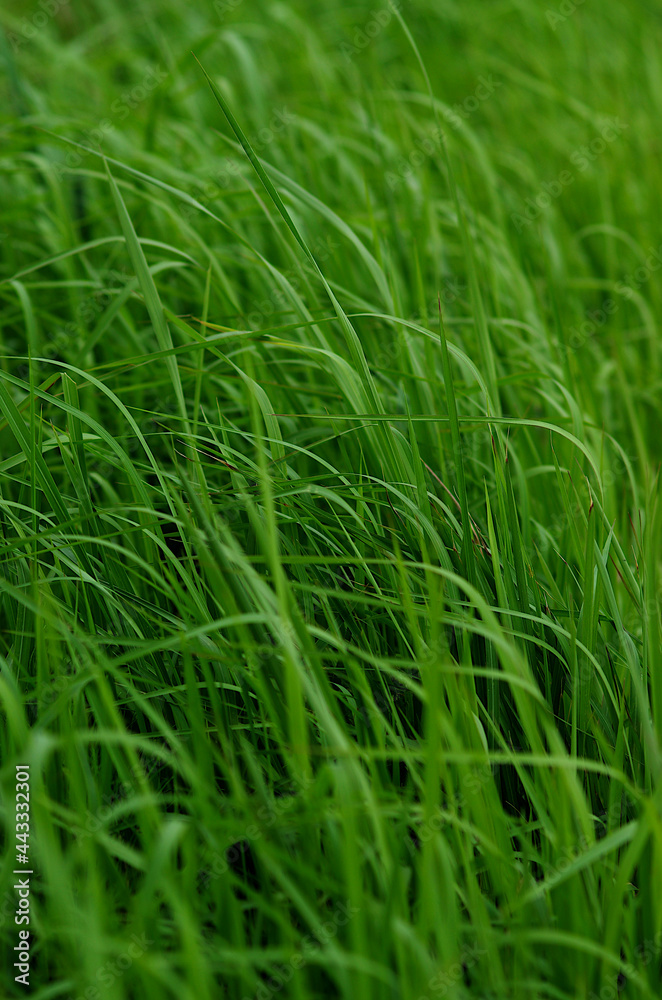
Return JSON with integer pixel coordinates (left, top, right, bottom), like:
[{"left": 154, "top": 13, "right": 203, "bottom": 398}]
[{"left": 1, "top": 0, "right": 662, "bottom": 997}]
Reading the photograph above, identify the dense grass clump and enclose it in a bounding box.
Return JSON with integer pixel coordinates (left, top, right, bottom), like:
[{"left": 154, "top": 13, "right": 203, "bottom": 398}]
[{"left": 1, "top": 0, "right": 662, "bottom": 997}]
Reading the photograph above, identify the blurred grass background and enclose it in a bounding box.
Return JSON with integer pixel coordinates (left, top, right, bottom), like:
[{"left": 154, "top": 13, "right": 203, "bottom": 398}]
[{"left": 1, "top": 0, "right": 662, "bottom": 997}]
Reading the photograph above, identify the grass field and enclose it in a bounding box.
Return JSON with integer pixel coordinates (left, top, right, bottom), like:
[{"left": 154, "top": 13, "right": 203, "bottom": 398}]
[{"left": 1, "top": 0, "right": 662, "bottom": 997}]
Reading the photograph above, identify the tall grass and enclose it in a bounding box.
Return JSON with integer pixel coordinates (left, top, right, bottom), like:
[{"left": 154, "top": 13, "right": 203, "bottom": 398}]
[{"left": 1, "top": 0, "right": 661, "bottom": 997}]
